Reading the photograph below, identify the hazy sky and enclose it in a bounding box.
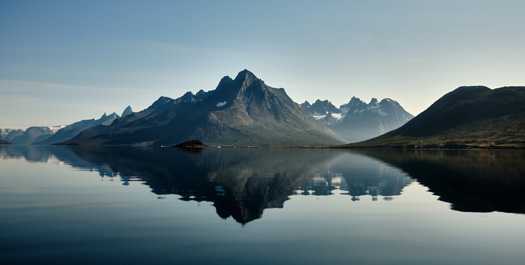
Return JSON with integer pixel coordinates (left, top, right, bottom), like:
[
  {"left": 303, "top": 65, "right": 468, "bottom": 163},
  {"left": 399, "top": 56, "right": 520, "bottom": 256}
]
[{"left": 1, "top": 0, "right": 525, "bottom": 128}]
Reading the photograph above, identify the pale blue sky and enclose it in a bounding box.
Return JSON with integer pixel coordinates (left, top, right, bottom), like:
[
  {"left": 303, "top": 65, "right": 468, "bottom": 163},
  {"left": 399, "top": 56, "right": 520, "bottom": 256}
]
[{"left": 1, "top": 0, "right": 525, "bottom": 127}]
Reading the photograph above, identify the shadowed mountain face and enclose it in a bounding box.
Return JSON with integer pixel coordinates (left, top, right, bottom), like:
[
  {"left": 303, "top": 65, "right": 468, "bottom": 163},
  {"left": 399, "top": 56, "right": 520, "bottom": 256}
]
[
  {"left": 0, "top": 139, "right": 11, "bottom": 145},
  {"left": 62, "top": 70, "right": 343, "bottom": 146},
  {"left": 352, "top": 86, "right": 525, "bottom": 148}
]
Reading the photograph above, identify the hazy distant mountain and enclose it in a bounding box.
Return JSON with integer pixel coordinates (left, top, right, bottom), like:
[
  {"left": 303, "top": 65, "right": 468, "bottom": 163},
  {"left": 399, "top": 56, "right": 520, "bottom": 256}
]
[
  {"left": 302, "top": 100, "right": 341, "bottom": 116},
  {"left": 7, "top": 127, "right": 56, "bottom": 145},
  {"left": 302, "top": 97, "right": 413, "bottom": 143},
  {"left": 121, "top": 106, "right": 133, "bottom": 117},
  {"left": 331, "top": 97, "right": 414, "bottom": 143},
  {"left": 349, "top": 86, "right": 525, "bottom": 148},
  {"left": 62, "top": 70, "right": 343, "bottom": 146},
  {"left": 36, "top": 112, "right": 121, "bottom": 145},
  {"left": 0, "top": 128, "right": 24, "bottom": 143}
]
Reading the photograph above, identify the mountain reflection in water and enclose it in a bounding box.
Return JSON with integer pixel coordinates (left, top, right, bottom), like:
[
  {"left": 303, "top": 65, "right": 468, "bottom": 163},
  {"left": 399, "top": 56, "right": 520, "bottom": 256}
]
[
  {"left": 1, "top": 146, "right": 524, "bottom": 224},
  {"left": 357, "top": 149, "right": 525, "bottom": 214}
]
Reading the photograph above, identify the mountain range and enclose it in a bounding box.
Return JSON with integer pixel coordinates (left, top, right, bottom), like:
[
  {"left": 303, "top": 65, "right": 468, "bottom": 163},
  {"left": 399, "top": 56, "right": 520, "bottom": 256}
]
[
  {"left": 0, "top": 107, "right": 133, "bottom": 145},
  {"left": 62, "top": 70, "right": 343, "bottom": 146},
  {"left": 349, "top": 86, "right": 525, "bottom": 148},
  {"left": 0, "top": 126, "right": 63, "bottom": 145},
  {"left": 36, "top": 107, "right": 132, "bottom": 145},
  {"left": 302, "top": 97, "right": 414, "bottom": 142},
  {"left": 3, "top": 70, "right": 523, "bottom": 148}
]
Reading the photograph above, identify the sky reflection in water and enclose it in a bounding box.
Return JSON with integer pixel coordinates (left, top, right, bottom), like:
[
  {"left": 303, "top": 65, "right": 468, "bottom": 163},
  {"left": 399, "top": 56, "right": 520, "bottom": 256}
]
[{"left": 1, "top": 146, "right": 524, "bottom": 265}]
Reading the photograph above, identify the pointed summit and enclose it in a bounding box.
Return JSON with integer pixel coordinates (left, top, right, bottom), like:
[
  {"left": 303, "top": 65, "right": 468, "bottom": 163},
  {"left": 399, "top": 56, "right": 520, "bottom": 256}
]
[
  {"left": 234, "top": 69, "right": 259, "bottom": 89},
  {"left": 234, "top": 69, "right": 257, "bottom": 81},
  {"left": 62, "top": 69, "right": 343, "bottom": 146},
  {"left": 122, "top": 106, "right": 133, "bottom": 117}
]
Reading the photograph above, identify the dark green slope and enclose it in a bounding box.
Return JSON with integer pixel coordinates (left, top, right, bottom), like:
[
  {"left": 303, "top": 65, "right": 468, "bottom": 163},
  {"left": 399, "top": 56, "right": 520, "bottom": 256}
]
[
  {"left": 349, "top": 86, "right": 525, "bottom": 148},
  {"left": 62, "top": 70, "right": 343, "bottom": 146}
]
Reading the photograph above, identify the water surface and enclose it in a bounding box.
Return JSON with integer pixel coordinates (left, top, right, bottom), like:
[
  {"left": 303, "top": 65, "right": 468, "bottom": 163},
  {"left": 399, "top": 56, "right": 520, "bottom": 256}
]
[{"left": 1, "top": 146, "right": 524, "bottom": 265}]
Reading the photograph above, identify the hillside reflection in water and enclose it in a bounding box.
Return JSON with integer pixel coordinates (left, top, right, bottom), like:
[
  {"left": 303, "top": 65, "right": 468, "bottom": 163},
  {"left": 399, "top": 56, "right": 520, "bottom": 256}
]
[{"left": 1, "top": 145, "right": 524, "bottom": 224}]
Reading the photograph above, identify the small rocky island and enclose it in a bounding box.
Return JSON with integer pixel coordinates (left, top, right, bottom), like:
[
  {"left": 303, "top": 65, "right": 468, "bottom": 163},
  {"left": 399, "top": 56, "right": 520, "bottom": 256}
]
[{"left": 171, "top": 140, "right": 207, "bottom": 149}]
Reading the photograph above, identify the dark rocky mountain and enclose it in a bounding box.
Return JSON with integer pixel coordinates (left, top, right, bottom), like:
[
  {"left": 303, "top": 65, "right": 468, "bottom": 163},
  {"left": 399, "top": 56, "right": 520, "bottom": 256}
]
[
  {"left": 36, "top": 112, "right": 121, "bottom": 145},
  {"left": 302, "top": 99, "right": 341, "bottom": 116},
  {"left": 61, "top": 70, "right": 343, "bottom": 146},
  {"left": 302, "top": 97, "right": 413, "bottom": 143},
  {"left": 350, "top": 86, "right": 525, "bottom": 148},
  {"left": 0, "top": 139, "right": 11, "bottom": 145}
]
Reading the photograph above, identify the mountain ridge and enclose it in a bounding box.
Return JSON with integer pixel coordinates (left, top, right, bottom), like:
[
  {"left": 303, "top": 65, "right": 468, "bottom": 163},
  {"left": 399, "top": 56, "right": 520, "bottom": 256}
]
[
  {"left": 302, "top": 97, "right": 413, "bottom": 143},
  {"left": 61, "top": 70, "right": 344, "bottom": 146},
  {"left": 36, "top": 111, "right": 124, "bottom": 145}
]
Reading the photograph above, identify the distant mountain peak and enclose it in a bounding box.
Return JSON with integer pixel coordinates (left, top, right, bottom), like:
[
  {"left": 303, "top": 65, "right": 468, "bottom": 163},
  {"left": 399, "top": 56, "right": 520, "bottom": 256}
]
[
  {"left": 301, "top": 101, "right": 311, "bottom": 109},
  {"left": 122, "top": 106, "right": 133, "bottom": 117},
  {"left": 195, "top": 89, "right": 206, "bottom": 97},
  {"left": 151, "top": 96, "right": 174, "bottom": 108},
  {"left": 304, "top": 99, "right": 341, "bottom": 115}
]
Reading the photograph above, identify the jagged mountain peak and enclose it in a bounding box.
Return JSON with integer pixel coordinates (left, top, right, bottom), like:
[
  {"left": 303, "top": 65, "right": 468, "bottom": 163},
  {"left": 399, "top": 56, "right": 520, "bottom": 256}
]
[
  {"left": 340, "top": 97, "right": 366, "bottom": 112},
  {"left": 151, "top": 96, "right": 175, "bottom": 109},
  {"left": 305, "top": 99, "right": 341, "bottom": 115},
  {"left": 99, "top": 112, "right": 119, "bottom": 120},
  {"left": 62, "top": 70, "right": 342, "bottom": 146},
  {"left": 234, "top": 69, "right": 263, "bottom": 91},
  {"left": 196, "top": 89, "right": 206, "bottom": 97},
  {"left": 122, "top": 106, "right": 133, "bottom": 117},
  {"left": 234, "top": 69, "right": 257, "bottom": 82},
  {"left": 301, "top": 101, "right": 311, "bottom": 110}
]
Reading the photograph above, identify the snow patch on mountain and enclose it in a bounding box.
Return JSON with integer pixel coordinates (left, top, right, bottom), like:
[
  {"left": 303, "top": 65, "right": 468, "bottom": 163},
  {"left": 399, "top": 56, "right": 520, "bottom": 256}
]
[{"left": 377, "top": 108, "right": 388, "bottom": 117}]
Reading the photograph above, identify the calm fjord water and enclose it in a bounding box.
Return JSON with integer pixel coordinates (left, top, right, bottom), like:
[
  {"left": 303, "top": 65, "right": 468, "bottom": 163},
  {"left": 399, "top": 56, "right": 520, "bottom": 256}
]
[{"left": 1, "top": 146, "right": 524, "bottom": 265}]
